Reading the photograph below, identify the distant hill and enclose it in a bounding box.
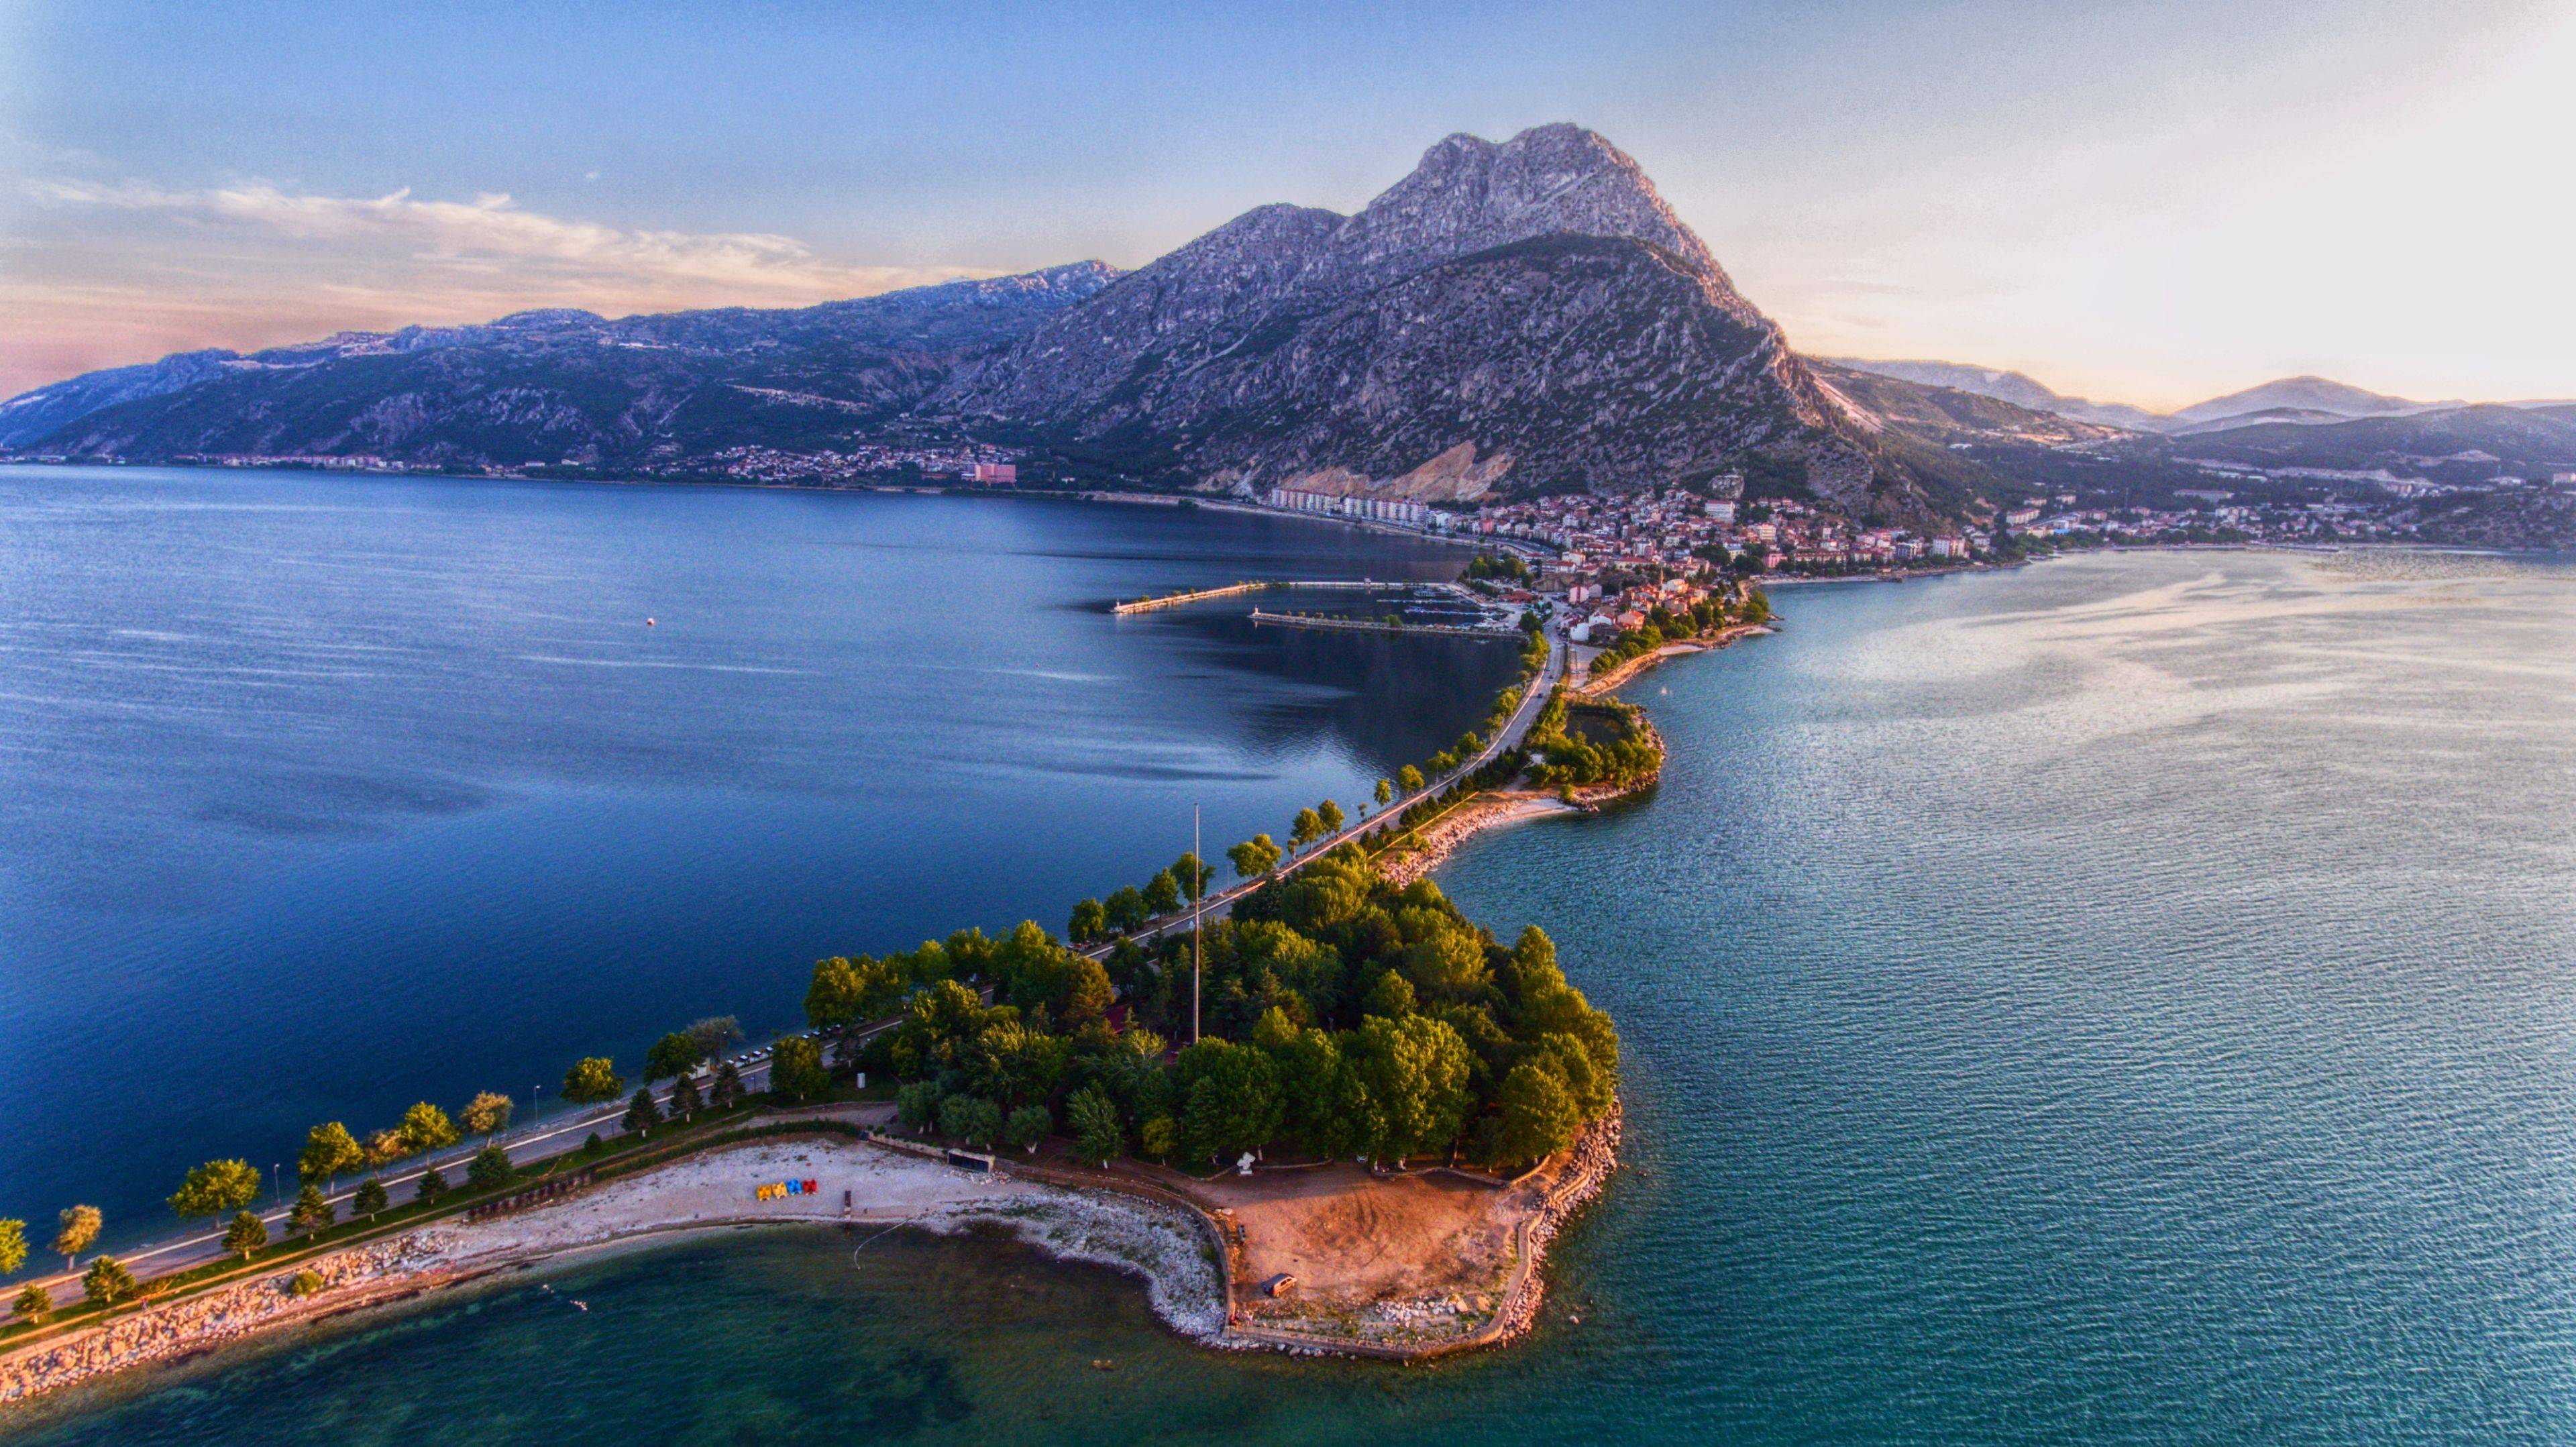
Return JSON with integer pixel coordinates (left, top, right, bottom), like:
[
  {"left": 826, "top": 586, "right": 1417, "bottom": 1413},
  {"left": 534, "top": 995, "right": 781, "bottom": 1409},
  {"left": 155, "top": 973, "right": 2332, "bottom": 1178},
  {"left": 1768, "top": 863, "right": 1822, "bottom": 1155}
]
[
  {"left": 1823, "top": 359, "right": 2163, "bottom": 431},
  {"left": 2161, "top": 404, "right": 2576, "bottom": 480},
  {"left": 7, "top": 264, "right": 1119, "bottom": 467},
  {"left": 1827, "top": 361, "right": 2573, "bottom": 440},
  {"left": 2167, "top": 375, "right": 2453, "bottom": 428}
]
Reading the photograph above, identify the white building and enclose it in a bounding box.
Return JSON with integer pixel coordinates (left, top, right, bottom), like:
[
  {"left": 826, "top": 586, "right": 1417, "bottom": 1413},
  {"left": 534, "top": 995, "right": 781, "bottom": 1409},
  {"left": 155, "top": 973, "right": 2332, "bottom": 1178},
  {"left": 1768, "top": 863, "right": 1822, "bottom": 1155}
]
[{"left": 1265, "top": 488, "right": 1430, "bottom": 527}]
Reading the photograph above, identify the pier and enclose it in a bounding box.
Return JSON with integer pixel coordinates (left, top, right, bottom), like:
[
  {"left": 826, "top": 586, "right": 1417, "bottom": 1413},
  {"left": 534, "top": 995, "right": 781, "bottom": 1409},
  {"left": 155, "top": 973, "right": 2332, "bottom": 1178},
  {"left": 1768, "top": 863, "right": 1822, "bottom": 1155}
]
[
  {"left": 1249, "top": 609, "right": 1520, "bottom": 638},
  {"left": 1110, "top": 579, "right": 1388, "bottom": 614}
]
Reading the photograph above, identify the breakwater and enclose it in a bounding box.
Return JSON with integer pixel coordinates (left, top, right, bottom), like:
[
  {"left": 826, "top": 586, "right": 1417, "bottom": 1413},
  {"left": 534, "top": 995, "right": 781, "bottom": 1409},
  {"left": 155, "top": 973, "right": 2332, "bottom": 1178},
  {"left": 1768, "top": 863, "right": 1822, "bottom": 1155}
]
[
  {"left": 1112, "top": 579, "right": 1392, "bottom": 614},
  {"left": 1249, "top": 609, "right": 1519, "bottom": 638}
]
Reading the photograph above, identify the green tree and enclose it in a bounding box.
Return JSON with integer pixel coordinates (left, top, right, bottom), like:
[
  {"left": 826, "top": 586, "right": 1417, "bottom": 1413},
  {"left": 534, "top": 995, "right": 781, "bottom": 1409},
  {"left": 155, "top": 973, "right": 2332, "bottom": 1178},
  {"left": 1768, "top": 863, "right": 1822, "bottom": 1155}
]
[
  {"left": 668, "top": 1071, "right": 704, "bottom": 1120},
  {"left": 1269, "top": 1024, "right": 1346, "bottom": 1157},
  {"left": 1004, "top": 1104, "right": 1053, "bottom": 1153},
  {"left": 686, "top": 1016, "right": 745, "bottom": 1060},
  {"left": 804, "top": 957, "right": 904, "bottom": 1030},
  {"left": 1365, "top": 969, "right": 1417, "bottom": 1017},
  {"left": 1341, "top": 1014, "right": 1474, "bottom": 1167},
  {"left": 1067, "top": 897, "right": 1108, "bottom": 944},
  {"left": 938, "top": 1093, "right": 1003, "bottom": 1148},
  {"left": 1226, "top": 835, "right": 1282, "bottom": 879},
  {"left": 623, "top": 1087, "right": 665, "bottom": 1136},
  {"left": 1317, "top": 799, "right": 1345, "bottom": 834},
  {"left": 168, "top": 1159, "right": 262, "bottom": 1220},
  {"left": 1375, "top": 778, "right": 1393, "bottom": 807},
  {"left": 1289, "top": 807, "right": 1325, "bottom": 849},
  {"left": 0, "top": 1218, "right": 23, "bottom": 1277},
  {"left": 462, "top": 1091, "right": 514, "bottom": 1139},
  {"left": 82, "top": 1256, "right": 138, "bottom": 1307},
  {"left": 1179, "top": 1040, "right": 1284, "bottom": 1163},
  {"left": 561, "top": 1057, "right": 623, "bottom": 1105},
  {"left": 644, "top": 1032, "right": 706, "bottom": 1082},
  {"left": 467, "top": 1144, "right": 513, "bottom": 1191},
  {"left": 222, "top": 1211, "right": 268, "bottom": 1262},
  {"left": 363, "top": 1128, "right": 410, "bottom": 1167},
  {"left": 770, "top": 1036, "right": 829, "bottom": 1100},
  {"left": 352, "top": 1179, "right": 389, "bottom": 1221},
  {"left": 1103, "top": 886, "right": 1148, "bottom": 933},
  {"left": 1172, "top": 853, "right": 1214, "bottom": 902},
  {"left": 1397, "top": 765, "right": 1424, "bottom": 793},
  {"left": 53, "top": 1205, "right": 101, "bottom": 1271},
  {"left": 414, "top": 1166, "right": 447, "bottom": 1205},
  {"left": 1142, "top": 869, "right": 1181, "bottom": 916},
  {"left": 1067, "top": 1086, "right": 1124, "bottom": 1167},
  {"left": 1495, "top": 1062, "right": 1581, "bottom": 1165},
  {"left": 1139, "top": 1116, "right": 1182, "bottom": 1163},
  {"left": 398, "top": 1102, "right": 461, "bottom": 1153},
  {"left": 1063, "top": 955, "right": 1114, "bottom": 1027},
  {"left": 297, "top": 1122, "right": 364, "bottom": 1187},
  {"left": 287, "top": 1271, "right": 324, "bottom": 1298},
  {"left": 288, "top": 1184, "right": 335, "bottom": 1236},
  {"left": 896, "top": 1080, "right": 944, "bottom": 1132},
  {"left": 709, "top": 1060, "right": 747, "bottom": 1110},
  {"left": 13, "top": 1283, "right": 51, "bottom": 1324}
]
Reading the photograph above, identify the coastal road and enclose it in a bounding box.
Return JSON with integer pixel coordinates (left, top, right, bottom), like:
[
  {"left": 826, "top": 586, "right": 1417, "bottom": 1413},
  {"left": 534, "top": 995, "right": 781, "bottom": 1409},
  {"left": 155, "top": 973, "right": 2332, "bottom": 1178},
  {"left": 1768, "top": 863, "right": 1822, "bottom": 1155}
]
[
  {"left": 1096, "top": 612, "right": 1565, "bottom": 957},
  {"left": 6, "top": 1032, "right": 814, "bottom": 1307}
]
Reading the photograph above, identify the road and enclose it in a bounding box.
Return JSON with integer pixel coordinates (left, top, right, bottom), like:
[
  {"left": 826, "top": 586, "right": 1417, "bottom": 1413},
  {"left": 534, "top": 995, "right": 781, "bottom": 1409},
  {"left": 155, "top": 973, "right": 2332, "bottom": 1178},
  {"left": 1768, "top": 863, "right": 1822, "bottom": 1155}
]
[
  {"left": 1102, "top": 612, "right": 1564, "bottom": 954},
  {"left": 7, "top": 621, "right": 1564, "bottom": 1314}
]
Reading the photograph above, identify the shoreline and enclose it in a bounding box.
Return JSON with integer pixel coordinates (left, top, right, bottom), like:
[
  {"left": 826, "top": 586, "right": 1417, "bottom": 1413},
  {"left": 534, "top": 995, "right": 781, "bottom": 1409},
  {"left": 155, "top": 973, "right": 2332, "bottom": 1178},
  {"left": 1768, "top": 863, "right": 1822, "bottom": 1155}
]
[
  {"left": 0, "top": 1136, "right": 1229, "bottom": 1411},
  {"left": 0, "top": 1115, "right": 1627, "bottom": 1409}
]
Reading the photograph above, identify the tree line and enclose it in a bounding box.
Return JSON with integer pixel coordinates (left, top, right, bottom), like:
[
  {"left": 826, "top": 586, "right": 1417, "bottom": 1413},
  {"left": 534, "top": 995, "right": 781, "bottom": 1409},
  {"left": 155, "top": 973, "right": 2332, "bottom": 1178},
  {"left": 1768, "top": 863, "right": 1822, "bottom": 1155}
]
[{"left": 812, "top": 843, "right": 1617, "bottom": 1173}]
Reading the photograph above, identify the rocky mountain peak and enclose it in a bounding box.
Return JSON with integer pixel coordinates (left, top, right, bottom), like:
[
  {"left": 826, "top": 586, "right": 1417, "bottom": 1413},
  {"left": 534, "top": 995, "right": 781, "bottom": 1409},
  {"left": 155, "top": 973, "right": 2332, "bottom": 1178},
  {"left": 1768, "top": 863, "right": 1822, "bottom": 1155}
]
[{"left": 1290, "top": 123, "right": 1732, "bottom": 307}]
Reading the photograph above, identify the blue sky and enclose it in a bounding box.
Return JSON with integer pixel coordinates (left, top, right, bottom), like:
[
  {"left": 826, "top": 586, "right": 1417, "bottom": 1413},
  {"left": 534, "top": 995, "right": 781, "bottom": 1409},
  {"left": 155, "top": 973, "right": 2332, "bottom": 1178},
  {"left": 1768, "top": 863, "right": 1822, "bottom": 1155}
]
[{"left": 3, "top": 0, "right": 2570, "bottom": 406}]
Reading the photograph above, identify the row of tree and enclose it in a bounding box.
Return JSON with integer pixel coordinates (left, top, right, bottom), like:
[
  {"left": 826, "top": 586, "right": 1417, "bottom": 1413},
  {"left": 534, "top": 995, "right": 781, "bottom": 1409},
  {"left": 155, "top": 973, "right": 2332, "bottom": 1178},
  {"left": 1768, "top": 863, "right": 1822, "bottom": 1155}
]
[{"left": 1065, "top": 853, "right": 1215, "bottom": 943}]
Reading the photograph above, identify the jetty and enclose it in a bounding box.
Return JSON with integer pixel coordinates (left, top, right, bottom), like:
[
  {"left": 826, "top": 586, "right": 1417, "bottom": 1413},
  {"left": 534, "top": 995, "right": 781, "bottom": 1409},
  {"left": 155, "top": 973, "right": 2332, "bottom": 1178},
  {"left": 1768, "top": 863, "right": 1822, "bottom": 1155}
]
[
  {"left": 1249, "top": 610, "right": 1519, "bottom": 639},
  {"left": 1111, "top": 579, "right": 1387, "bottom": 614}
]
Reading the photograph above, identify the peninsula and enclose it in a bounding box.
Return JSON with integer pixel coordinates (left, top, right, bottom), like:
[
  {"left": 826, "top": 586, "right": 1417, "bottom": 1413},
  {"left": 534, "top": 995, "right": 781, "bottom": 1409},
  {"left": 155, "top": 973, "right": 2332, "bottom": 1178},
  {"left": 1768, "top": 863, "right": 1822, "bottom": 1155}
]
[{"left": 0, "top": 570, "right": 1771, "bottom": 1402}]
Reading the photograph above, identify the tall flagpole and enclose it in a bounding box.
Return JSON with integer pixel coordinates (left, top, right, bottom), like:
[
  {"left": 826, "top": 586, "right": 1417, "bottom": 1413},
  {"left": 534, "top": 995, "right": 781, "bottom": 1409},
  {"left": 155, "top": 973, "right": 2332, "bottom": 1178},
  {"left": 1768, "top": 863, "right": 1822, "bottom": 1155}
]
[{"left": 1192, "top": 804, "right": 1203, "bottom": 1046}]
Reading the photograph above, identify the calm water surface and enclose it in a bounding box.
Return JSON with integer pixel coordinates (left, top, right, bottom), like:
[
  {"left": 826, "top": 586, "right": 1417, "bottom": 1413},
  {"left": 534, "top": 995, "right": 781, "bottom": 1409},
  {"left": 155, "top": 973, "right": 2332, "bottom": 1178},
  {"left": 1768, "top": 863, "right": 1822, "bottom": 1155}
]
[
  {"left": 11, "top": 511, "right": 2576, "bottom": 1444},
  {"left": 0, "top": 466, "right": 1514, "bottom": 1235}
]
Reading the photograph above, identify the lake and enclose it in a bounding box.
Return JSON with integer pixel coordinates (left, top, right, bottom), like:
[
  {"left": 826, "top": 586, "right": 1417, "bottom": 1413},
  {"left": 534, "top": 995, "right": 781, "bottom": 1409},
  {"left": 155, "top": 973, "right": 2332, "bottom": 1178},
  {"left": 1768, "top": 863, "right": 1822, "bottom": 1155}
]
[
  {"left": 0, "top": 466, "right": 1517, "bottom": 1240},
  {"left": 11, "top": 491, "right": 2576, "bottom": 1444}
]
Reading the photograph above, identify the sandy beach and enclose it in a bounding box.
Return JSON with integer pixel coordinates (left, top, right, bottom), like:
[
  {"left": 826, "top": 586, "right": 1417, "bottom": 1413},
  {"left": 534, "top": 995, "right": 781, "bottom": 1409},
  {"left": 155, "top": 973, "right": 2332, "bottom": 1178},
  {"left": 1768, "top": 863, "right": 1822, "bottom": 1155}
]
[{"left": 0, "top": 1137, "right": 1226, "bottom": 1409}]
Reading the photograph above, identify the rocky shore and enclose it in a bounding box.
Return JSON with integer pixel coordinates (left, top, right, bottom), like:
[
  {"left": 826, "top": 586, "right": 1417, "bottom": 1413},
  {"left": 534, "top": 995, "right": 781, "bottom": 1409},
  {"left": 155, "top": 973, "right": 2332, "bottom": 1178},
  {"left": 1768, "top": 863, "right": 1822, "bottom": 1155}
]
[
  {"left": 0, "top": 1232, "right": 462, "bottom": 1407},
  {"left": 1488, "top": 1102, "right": 1623, "bottom": 1346}
]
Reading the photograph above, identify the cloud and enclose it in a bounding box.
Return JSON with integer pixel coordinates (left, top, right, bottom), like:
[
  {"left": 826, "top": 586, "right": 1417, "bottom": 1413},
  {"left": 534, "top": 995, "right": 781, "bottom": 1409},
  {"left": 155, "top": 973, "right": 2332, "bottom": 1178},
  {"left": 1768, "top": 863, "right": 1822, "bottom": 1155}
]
[
  {"left": 29, "top": 178, "right": 963, "bottom": 300},
  {"left": 0, "top": 177, "right": 995, "bottom": 396}
]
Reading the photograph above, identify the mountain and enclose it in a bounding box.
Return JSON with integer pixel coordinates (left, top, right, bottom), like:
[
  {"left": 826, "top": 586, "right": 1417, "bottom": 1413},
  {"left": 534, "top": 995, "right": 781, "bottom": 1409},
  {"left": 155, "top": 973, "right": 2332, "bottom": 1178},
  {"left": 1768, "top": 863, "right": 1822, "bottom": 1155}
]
[
  {"left": 941, "top": 125, "right": 1966, "bottom": 518},
  {"left": 11, "top": 126, "right": 2057, "bottom": 525},
  {"left": 11, "top": 263, "right": 1118, "bottom": 468},
  {"left": 2163, "top": 403, "right": 2576, "bottom": 480},
  {"left": 1824, "top": 359, "right": 2163, "bottom": 431},
  {"left": 1808, "top": 362, "right": 2123, "bottom": 447},
  {"left": 2168, "top": 376, "right": 2451, "bottom": 428},
  {"left": 0, "top": 349, "right": 242, "bottom": 448}
]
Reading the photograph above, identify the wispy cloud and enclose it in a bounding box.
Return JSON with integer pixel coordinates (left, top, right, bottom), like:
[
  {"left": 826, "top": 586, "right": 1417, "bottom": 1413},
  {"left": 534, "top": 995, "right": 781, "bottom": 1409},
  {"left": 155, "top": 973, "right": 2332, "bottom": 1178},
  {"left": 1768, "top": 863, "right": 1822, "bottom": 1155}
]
[{"left": 29, "top": 178, "right": 964, "bottom": 299}]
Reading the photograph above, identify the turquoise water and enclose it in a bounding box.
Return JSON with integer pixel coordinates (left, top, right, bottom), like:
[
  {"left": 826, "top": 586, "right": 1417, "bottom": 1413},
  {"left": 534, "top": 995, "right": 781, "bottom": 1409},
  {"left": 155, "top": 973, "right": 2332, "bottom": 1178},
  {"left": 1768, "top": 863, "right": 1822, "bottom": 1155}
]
[
  {"left": 0, "top": 467, "right": 1515, "bottom": 1238},
  {"left": 15, "top": 541, "right": 2576, "bottom": 1442}
]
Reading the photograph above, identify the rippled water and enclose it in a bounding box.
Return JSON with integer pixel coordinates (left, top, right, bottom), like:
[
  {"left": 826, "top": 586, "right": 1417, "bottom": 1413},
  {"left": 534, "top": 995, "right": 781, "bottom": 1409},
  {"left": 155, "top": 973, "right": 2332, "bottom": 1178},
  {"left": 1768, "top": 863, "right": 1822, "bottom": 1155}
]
[
  {"left": 0, "top": 466, "right": 1514, "bottom": 1236},
  {"left": 14, "top": 537, "right": 2576, "bottom": 1444}
]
